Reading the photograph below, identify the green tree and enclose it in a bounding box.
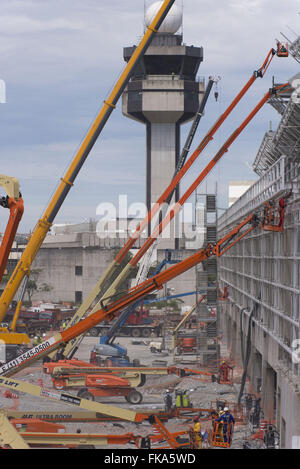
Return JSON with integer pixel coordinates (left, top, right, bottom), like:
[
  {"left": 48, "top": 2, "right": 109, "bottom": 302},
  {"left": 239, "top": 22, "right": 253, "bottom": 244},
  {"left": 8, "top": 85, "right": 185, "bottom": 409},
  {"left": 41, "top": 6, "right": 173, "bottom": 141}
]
[{"left": 25, "top": 269, "right": 53, "bottom": 305}]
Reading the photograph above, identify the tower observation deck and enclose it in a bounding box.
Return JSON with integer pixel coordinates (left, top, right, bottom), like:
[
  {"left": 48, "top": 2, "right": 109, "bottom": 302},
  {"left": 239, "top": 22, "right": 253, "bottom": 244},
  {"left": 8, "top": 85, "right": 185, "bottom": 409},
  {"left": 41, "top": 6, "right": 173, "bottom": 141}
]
[{"left": 122, "top": 2, "right": 204, "bottom": 248}]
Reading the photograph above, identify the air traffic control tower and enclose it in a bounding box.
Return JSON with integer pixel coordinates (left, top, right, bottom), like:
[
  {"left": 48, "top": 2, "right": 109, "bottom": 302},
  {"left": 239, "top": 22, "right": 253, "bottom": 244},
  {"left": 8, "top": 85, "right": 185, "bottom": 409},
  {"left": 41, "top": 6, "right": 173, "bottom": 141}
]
[{"left": 122, "top": 1, "right": 204, "bottom": 245}]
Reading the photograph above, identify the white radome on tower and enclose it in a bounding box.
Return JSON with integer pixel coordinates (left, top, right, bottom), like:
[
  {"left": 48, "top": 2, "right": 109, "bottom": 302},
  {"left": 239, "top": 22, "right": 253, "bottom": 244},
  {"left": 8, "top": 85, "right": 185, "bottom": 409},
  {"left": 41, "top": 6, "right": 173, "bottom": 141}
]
[{"left": 145, "top": 1, "right": 182, "bottom": 34}]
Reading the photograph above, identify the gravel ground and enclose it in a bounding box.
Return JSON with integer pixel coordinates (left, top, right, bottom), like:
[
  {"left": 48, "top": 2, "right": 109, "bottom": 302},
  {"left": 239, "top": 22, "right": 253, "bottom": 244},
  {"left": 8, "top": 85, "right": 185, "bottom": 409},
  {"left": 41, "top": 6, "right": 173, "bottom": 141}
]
[{"left": 0, "top": 334, "right": 251, "bottom": 449}]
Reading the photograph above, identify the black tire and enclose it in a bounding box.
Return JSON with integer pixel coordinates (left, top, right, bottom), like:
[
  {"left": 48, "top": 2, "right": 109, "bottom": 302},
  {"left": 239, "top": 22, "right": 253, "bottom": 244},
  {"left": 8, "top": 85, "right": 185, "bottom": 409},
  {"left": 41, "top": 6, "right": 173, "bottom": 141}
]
[
  {"left": 89, "top": 327, "right": 99, "bottom": 337},
  {"left": 142, "top": 328, "right": 151, "bottom": 338},
  {"left": 80, "top": 391, "right": 95, "bottom": 401},
  {"left": 77, "top": 388, "right": 88, "bottom": 398},
  {"left": 126, "top": 390, "right": 143, "bottom": 405},
  {"left": 150, "top": 347, "right": 156, "bottom": 353},
  {"left": 131, "top": 328, "right": 141, "bottom": 338}
]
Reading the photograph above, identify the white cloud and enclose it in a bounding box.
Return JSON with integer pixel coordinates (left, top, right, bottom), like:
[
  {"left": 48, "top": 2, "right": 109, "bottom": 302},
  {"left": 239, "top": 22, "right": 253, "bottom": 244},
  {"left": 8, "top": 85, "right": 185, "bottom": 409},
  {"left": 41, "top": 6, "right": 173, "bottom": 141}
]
[
  {"left": 0, "top": 0, "right": 299, "bottom": 231},
  {"left": 0, "top": 16, "right": 84, "bottom": 35},
  {"left": 229, "top": 0, "right": 263, "bottom": 15}
]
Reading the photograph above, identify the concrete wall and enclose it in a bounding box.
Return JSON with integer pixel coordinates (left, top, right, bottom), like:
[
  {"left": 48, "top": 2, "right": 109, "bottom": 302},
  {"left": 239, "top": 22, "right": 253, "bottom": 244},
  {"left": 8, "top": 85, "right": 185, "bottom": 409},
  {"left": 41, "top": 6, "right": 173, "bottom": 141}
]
[
  {"left": 32, "top": 241, "right": 115, "bottom": 304},
  {"left": 31, "top": 232, "right": 197, "bottom": 308}
]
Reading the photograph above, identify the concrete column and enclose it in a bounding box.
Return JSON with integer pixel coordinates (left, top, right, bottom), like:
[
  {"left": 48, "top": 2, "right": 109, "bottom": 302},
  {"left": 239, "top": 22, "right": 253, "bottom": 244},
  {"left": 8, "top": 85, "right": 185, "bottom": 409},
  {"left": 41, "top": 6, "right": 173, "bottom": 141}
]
[
  {"left": 227, "top": 316, "right": 232, "bottom": 356},
  {"left": 234, "top": 312, "right": 243, "bottom": 367},
  {"left": 249, "top": 348, "right": 262, "bottom": 393},
  {"left": 230, "top": 320, "right": 238, "bottom": 362},
  {"left": 262, "top": 360, "right": 275, "bottom": 420}
]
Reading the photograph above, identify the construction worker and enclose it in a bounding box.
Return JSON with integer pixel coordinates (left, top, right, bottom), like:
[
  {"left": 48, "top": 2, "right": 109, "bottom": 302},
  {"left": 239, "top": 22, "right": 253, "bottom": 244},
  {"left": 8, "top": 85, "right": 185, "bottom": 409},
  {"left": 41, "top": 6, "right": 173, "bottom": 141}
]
[
  {"left": 216, "top": 409, "right": 225, "bottom": 441},
  {"left": 193, "top": 416, "right": 202, "bottom": 449},
  {"left": 216, "top": 407, "right": 235, "bottom": 444},
  {"left": 163, "top": 389, "right": 173, "bottom": 412},
  {"left": 32, "top": 335, "right": 42, "bottom": 346},
  {"left": 201, "top": 429, "right": 209, "bottom": 449},
  {"left": 219, "top": 360, "right": 233, "bottom": 383},
  {"left": 278, "top": 197, "right": 286, "bottom": 227},
  {"left": 277, "top": 42, "right": 288, "bottom": 56},
  {"left": 140, "top": 436, "right": 151, "bottom": 449}
]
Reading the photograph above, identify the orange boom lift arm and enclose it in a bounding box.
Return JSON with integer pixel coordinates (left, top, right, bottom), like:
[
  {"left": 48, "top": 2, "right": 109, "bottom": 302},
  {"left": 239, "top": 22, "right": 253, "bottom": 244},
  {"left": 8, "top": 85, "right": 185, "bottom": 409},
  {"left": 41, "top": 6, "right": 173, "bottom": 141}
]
[
  {"left": 0, "top": 83, "right": 290, "bottom": 377},
  {"left": 60, "top": 50, "right": 289, "bottom": 360},
  {"left": 61, "top": 47, "right": 281, "bottom": 336},
  {"left": 0, "top": 176, "right": 24, "bottom": 282},
  {"left": 0, "top": 205, "right": 275, "bottom": 378},
  {"left": 114, "top": 47, "right": 279, "bottom": 269},
  {"left": 99, "top": 81, "right": 289, "bottom": 310}
]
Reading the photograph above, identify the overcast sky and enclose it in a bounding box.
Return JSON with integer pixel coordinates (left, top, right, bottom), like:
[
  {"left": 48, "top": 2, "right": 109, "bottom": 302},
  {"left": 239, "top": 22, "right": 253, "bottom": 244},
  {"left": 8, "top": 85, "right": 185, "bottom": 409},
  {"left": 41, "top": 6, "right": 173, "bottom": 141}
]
[{"left": 0, "top": 0, "right": 299, "bottom": 232}]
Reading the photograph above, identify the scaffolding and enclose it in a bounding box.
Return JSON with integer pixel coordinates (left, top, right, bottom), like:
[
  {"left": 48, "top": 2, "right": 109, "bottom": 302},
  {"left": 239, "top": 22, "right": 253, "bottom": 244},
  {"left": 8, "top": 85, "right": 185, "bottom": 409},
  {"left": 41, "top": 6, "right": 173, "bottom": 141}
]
[
  {"left": 195, "top": 191, "right": 219, "bottom": 365},
  {"left": 253, "top": 29, "right": 300, "bottom": 177},
  {"left": 268, "top": 84, "right": 292, "bottom": 116},
  {"left": 253, "top": 93, "right": 300, "bottom": 177},
  {"left": 281, "top": 29, "right": 300, "bottom": 64}
]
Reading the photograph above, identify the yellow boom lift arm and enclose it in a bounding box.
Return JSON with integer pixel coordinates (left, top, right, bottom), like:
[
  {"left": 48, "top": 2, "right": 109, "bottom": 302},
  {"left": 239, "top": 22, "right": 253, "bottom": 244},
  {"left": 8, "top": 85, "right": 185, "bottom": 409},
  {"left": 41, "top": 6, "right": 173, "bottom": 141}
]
[{"left": 0, "top": 0, "right": 176, "bottom": 322}]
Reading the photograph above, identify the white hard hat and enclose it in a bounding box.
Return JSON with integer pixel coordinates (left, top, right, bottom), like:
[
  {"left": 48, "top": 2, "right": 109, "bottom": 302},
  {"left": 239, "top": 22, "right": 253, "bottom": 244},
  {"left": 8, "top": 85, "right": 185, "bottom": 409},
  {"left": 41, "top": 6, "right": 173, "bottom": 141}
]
[{"left": 224, "top": 407, "right": 229, "bottom": 412}]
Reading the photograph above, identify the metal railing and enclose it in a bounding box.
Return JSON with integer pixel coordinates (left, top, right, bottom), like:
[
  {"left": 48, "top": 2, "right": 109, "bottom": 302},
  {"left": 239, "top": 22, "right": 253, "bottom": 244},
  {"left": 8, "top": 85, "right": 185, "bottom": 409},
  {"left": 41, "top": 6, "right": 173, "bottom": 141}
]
[
  {"left": 253, "top": 96, "right": 300, "bottom": 176},
  {"left": 218, "top": 156, "right": 287, "bottom": 232}
]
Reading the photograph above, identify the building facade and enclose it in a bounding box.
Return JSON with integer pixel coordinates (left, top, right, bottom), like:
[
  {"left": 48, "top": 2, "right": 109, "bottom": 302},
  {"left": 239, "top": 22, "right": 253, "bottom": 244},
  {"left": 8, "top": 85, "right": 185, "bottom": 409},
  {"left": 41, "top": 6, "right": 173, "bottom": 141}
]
[{"left": 218, "top": 69, "right": 300, "bottom": 448}]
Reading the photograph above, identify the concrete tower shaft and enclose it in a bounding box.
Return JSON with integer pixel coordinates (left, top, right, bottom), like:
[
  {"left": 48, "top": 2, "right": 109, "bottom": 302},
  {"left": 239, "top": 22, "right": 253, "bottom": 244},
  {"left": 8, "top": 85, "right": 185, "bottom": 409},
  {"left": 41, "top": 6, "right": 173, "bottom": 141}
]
[{"left": 122, "top": 33, "right": 204, "bottom": 217}]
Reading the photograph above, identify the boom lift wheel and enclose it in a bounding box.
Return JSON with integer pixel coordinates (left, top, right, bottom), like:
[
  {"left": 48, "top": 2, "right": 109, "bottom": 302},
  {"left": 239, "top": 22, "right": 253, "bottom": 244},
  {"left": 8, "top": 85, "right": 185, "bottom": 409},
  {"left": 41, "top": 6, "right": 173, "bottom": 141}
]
[
  {"left": 132, "top": 359, "right": 140, "bottom": 367},
  {"left": 131, "top": 328, "right": 141, "bottom": 338},
  {"left": 77, "top": 388, "right": 88, "bottom": 398},
  {"left": 89, "top": 327, "right": 99, "bottom": 337},
  {"left": 79, "top": 390, "right": 94, "bottom": 401},
  {"left": 126, "top": 390, "right": 143, "bottom": 405}
]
